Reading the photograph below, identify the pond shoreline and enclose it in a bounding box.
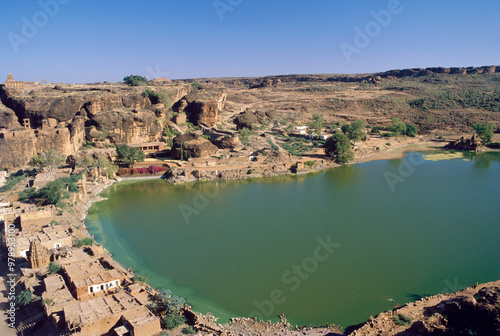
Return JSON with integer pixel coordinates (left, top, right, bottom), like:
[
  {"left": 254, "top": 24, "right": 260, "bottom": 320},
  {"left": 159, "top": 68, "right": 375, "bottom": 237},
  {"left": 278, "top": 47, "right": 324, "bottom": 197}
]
[{"left": 74, "top": 140, "right": 498, "bottom": 334}]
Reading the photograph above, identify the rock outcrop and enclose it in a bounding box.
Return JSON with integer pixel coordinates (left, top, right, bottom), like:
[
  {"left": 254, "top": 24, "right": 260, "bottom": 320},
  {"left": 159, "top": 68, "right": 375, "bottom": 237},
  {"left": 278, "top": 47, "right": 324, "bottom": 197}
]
[
  {"left": 90, "top": 109, "right": 162, "bottom": 144},
  {"left": 179, "top": 85, "right": 226, "bottom": 126},
  {"left": 0, "top": 128, "right": 74, "bottom": 169},
  {"left": 171, "top": 133, "right": 219, "bottom": 159},
  {"left": 212, "top": 135, "right": 240, "bottom": 149},
  {"left": 0, "top": 101, "right": 20, "bottom": 129},
  {"left": 234, "top": 110, "right": 274, "bottom": 130},
  {"left": 0, "top": 82, "right": 193, "bottom": 169},
  {"left": 446, "top": 135, "right": 481, "bottom": 151},
  {"left": 349, "top": 281, "right": 500, "bottom": 336}
]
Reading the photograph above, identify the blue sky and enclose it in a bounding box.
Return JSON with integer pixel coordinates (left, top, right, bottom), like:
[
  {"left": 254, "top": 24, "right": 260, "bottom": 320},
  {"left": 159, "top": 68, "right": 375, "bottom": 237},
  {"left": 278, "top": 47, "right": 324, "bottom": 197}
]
[{"left": 0, "top": 0, "right": 499, "bottom": 83}]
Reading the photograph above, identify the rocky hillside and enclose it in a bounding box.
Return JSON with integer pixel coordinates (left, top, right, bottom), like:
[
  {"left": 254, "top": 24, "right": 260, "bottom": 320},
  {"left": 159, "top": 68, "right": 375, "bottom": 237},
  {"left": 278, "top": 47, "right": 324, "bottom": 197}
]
[
  {"left": 0, "top": 79, "right": 228, "bottom": 169},
  {"left": 1, "top": 66, "right": 499, "bottom": 169}
]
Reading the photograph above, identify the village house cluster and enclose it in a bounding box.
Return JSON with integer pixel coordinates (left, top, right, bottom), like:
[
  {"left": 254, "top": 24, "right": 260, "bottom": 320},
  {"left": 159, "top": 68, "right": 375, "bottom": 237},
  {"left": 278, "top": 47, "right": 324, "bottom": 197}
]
[{"left": 0, "top": 174, "right": 162, "bottom": 336}]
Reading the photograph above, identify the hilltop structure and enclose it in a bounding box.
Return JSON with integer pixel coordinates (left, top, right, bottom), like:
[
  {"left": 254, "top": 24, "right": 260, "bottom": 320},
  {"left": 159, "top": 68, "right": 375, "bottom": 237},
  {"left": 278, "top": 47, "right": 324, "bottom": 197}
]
[{"left": 3, "top": 73, "right": 39, "bottom": 88}]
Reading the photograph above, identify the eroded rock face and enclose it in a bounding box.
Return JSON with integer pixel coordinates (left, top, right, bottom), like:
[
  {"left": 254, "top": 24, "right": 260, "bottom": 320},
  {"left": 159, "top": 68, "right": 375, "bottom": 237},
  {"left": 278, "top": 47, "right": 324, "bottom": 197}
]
[
  {"left": 0, "top": 83, "right": 181, "bottom": 168},
  {"left": 171, "top": 133, "right": 219, "bottom": 159},
  {"left": 0, "top": 102, "right": 20, "bottom": 129},
  {"left": 91, "top": 109, "right": 162, "bottom": 144},
  {"left": 181, "top": 86, "right": 226, "bottom": 126},
  {"left": 477, "top": 286, "right": 500, "bottom": 306},
  {"left": 0, "top": 128, "right": 73, "bottom": 169}
]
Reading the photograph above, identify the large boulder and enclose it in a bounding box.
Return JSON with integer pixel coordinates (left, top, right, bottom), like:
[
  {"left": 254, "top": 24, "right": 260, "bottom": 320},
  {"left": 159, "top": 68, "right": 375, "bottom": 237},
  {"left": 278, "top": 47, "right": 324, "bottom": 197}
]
[
  {"left": 181, "top": 86, "right": 226, "bottom": 126},
  {"left": 234, "top": 111, "right": 258, "bottom": 130},
  {"left": 212, "top": 135, "right": 240, "bottom": 149},
  {"left": 233, "top": 110, "right": 274, "bottom": 130},
  {"left": 172, "top": 133, "right": 219, "bottom": 159}
]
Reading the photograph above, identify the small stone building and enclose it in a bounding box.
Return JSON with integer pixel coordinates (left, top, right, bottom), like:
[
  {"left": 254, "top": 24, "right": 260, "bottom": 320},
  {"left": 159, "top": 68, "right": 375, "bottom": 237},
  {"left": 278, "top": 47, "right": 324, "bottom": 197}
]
[{"left": 129, "top": 142, "right": 165, "bottom": 152}]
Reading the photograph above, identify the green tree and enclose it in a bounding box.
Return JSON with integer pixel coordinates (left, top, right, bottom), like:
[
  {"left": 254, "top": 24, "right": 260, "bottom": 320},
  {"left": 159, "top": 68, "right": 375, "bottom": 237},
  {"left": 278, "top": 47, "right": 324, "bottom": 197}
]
[
  {"left": 78, "top": 154, "right": 117, "bottom": 178},
  {"left": 0, "top": 171, "right": 26, "bottom": 192},
  {"left": 123, "top": 75, "right": 149, "bottom": 86},
  {"left": 308, "top": 113, "right": 325, "bottom": 136},
  {"left": 239, "top": 128, "right": 251, "bottom": 146},
  {"left": 163, "top": 311, "right": 186, "bottom": 330},
  {"left": 341, "top": 119, "right": 366, "bottom": 147},
  {"left": 324, "top": 133, "right": 354, "bottom": 163},
  {"left": 15, "top": 289, "right": 33, "bottom": 307},
  {"left": 182, "top": 326, "right": 196, "bottom": 335},
  {"left": 157, "top": 289, "right": 186, "bottom": 312},
  {"left": 18, "top": 187, "right": 39, "bottom": 202},
  {"left": 473, "top": 123, "right": 494, "bottom": 144},
  {"left": 404, "top": 123, "right": 418, "bottom": 137},
  {"left": 48, "top": 262, "right": 62, "bottom": 274},
  {"left": 30, "top": 150, "right": 65, "bottom": 172},
  {"left": 39, "top": 182, "right": 64, "bottom": 205},
  {"left": 116, "top": 144, "right": 146, "bottom": 167},
  {"left": 75, "top": 237, "right": 94, "bottom": 247},
  {"left": 143, "top": 89, "right": 172, "bottom": 107},
  {"left": 391, "top": 117, "right": 407, "bottom": 138},
  {"left": 18, "top": 175, "right": 82, "bottom": 205}
]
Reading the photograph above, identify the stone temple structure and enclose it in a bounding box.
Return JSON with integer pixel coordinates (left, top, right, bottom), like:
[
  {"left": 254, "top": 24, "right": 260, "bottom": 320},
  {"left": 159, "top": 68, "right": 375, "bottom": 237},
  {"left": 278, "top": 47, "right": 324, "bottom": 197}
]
[
  {"left": 29, "top": 240, "right": 51, "bottom": 268},
  {"left": 3, "top": 73, "right": 39, "bottom": 88}
]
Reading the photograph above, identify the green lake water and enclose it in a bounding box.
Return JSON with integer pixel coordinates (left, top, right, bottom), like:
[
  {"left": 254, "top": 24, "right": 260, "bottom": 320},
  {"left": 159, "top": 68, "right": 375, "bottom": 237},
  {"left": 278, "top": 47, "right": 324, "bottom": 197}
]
[{"left": 85, "top": 151, "right": 500, "bottom": 328}]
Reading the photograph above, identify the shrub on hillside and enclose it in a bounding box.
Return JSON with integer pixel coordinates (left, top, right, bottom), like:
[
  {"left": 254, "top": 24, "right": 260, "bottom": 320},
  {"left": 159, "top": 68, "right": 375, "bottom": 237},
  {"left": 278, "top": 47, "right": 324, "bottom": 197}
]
[
  {"left": 163, "top": 311, "right": 186, "bottom": 330},
  {"left": 75, "top": 237, "right": 94, "bottom": 247},
  {"left": 48, "top": 262, "right": 62, "bottom": 274},
  {"left": 123, "top": 75, "right": 149, "bottom": 86}
]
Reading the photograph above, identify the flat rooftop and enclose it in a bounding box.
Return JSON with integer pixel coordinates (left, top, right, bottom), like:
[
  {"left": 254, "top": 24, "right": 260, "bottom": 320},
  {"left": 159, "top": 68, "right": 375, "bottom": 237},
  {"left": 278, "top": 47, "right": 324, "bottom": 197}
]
[
  {"left": 64, "top": 259, "right": 127, "bottom": 288},
  {"left": 64, "top": 291, "right": 157, "bottom": 327}
]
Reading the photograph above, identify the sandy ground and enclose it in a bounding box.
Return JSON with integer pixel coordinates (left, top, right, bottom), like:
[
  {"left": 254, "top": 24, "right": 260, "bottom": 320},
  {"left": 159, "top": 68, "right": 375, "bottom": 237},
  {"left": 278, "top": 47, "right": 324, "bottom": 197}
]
[{"left": 356, "top": 139, "right": 444, "bottom": 163}]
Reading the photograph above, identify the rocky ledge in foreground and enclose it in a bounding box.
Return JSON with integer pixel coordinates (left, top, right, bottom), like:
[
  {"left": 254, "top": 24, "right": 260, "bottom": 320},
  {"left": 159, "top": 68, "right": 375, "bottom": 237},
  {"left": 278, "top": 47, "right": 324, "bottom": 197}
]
[
  {"left": 177, "top": 280, "right": 500, "bottom": 336},
  {"left": 348, "top": 280, "right": 500, "bottom": 336}
]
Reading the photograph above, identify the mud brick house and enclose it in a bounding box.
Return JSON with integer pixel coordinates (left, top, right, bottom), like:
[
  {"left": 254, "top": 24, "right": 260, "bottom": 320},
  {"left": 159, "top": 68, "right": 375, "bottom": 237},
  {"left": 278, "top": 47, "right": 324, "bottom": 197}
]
[
  {"left": 62, "top": 259, "right": 128, "bottom": 300},
  {"left": 42, "top": 274, "right": 76, "bottom": 329},
  {"left": 19, "top": 205, "right": 55, "bottom": 233},
  {"left": 63, "top": 291, "right": 161, "bottom": 336},
  {"left": 16, "top": 225, "right": 73, "bottom": 259}
]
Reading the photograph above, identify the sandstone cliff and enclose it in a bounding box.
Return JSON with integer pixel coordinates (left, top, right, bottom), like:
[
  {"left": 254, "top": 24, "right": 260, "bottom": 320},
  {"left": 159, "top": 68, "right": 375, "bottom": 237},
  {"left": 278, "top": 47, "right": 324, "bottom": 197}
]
[
  {"left": 173, "top": 84, "right": 227, "bottom": 126},
  {"left": 0, "top": 82, "right": 192, "bottom": 169}
]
